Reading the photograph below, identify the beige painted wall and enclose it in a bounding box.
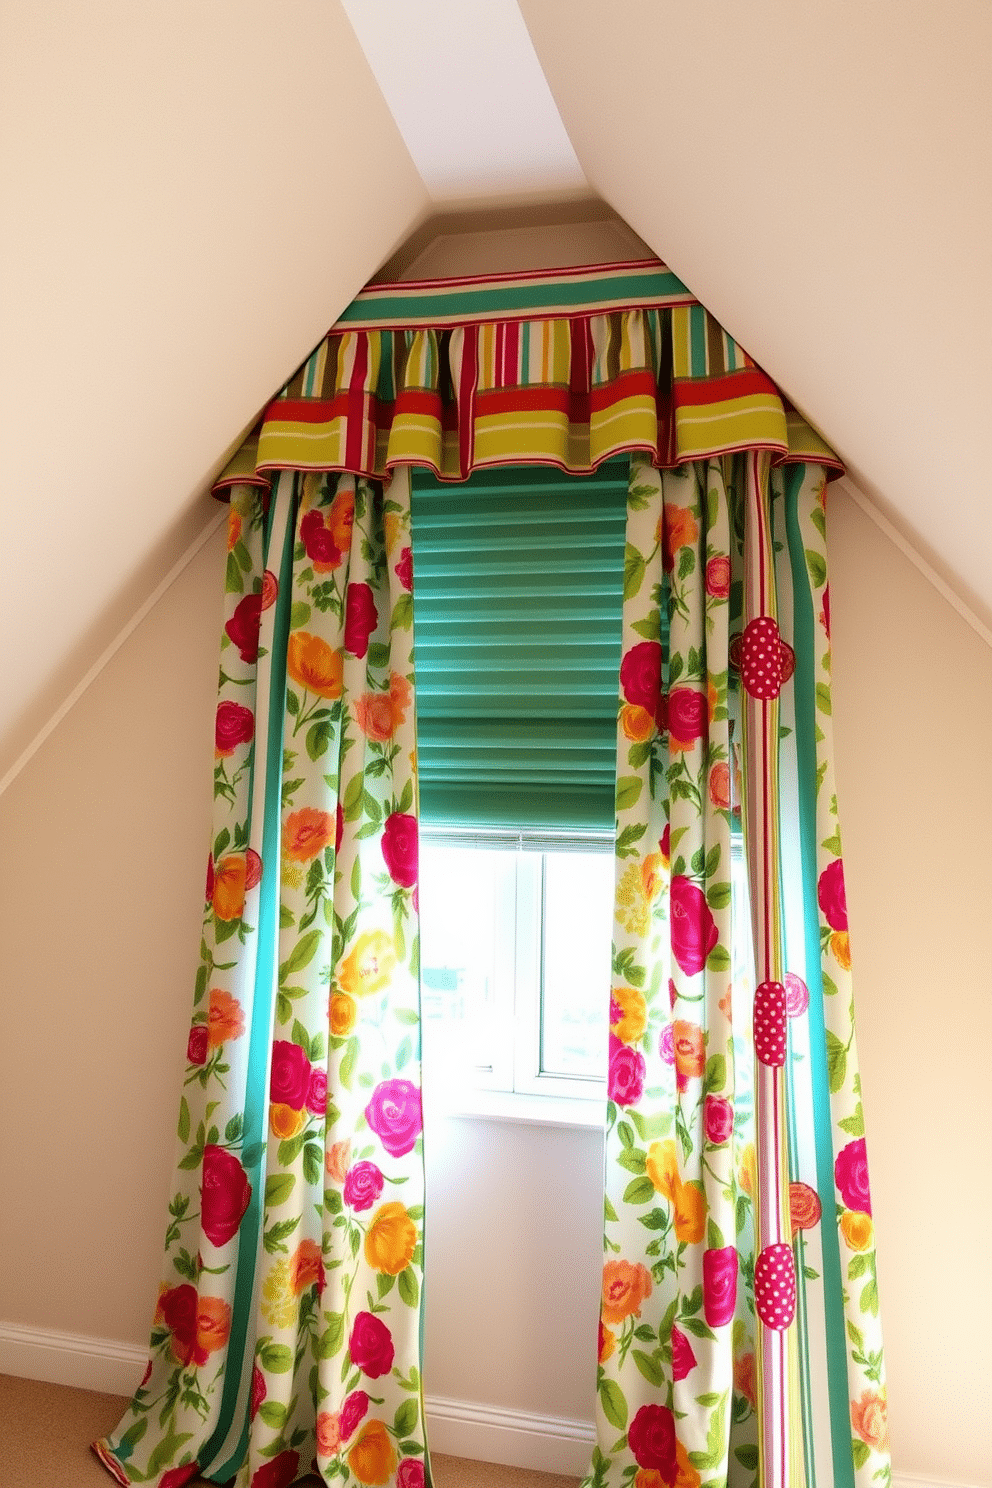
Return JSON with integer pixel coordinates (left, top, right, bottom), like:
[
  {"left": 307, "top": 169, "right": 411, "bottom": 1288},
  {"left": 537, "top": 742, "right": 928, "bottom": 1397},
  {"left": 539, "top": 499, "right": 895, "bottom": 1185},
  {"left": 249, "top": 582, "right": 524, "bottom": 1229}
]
[{"left": 0, "top": 482, "right": 989, "bottom": 1483}]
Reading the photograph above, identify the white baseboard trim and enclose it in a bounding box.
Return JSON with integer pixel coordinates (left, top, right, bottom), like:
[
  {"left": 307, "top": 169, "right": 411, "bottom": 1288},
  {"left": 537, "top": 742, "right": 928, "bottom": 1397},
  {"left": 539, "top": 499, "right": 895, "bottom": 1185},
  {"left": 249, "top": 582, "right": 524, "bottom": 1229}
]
[{"left": 1, "top": 1322, "right": 983, "bottom": 1487}]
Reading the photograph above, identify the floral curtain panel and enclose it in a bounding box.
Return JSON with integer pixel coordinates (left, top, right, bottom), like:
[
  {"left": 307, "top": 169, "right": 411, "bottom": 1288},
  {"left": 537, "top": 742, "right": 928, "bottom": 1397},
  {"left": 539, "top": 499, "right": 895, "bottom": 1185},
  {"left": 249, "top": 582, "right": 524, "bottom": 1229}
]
[
  {"left": 95, "top": 258, "right": 888, "bottom": 1488},
  {"left": 96, "top": 470, "right": 429, "bottom": 1488},
  {"left": 592, "top": 455, "right": 887, "bottom": 1488}
]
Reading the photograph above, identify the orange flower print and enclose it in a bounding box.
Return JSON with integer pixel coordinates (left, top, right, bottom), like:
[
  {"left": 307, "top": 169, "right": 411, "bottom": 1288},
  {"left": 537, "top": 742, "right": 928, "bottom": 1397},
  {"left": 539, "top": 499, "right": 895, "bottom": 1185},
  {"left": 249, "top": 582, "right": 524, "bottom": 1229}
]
[
  {"left": 364, "top": 1202, "right": 418, "bottom": 1275},
  {"left": 675, "top": 1441, "right": 702, "bottom": 1488},
  {"left": 789, "top": 1181, "right": 823, "bottom": 1237},
  {"left": 851, "top": 1388, "right": 888, "bottom": 1451},
  {"left": 155, "top": 1285, "right": 231, "bottom": 1367},
  {"left": 316, "top": 1411, "right": 341, "bottom": 1458},
  {"left": 601, "top": 1259, "right": 652, "bottom": 1324},
  {"left": 338, "top": 930, "right": 397, "bottom": 997},
  {"left": 646, "top": 1140, "right": 680, "bottom": 1201},
  {"left": 290, "top": 1238, "right": 324, "bottom": 1296},
  {"left": 326, "top": 1140, "right": 350, "bottom": 1184},
  {"left": 672, "top": 1180, "right": 706, "bottom": 1244},
  {"left": 212, "top": 855, "right": 246, "bottom": 921},
  {"left": 708, "top": 761, "right": 731, "bottom": 810},
  {"left": 284, "top": 807, "right": 335, "bottom": 863},
  {"left": 270, "top": 1103, "right": 306, "bottom": 1140},
  {"left": 347, "top": 1419, "right": 397, "bottom": 1487},
  {"left": 840, "top": 1209, "right": 874, "bottom": 1252},
  {"left": 739, "top": 1142, "right": 756, "bottom": 1198},
  {"left": 831, "top": 931, "right": 852, "bottom": 970},
  {"left": 353, "top": 692, "right": 396, "bottom": 743},
  {"left": 598, "top": 1321, "right": 616, "bottom": 1363},
  {"left": 621, "top": 703, "right": 655, "bottom": 742},
  {"left": 662, "top": 505, "right": 699, "bottom": 572},
  {"left": 673, "top": 1019, "right": 705, "bottom": 1085},
  {"left": 610, "top": 985, "right": 648, "bottom": 1045},
  {"left": 641, "top": 852, "right": 666, "bottom": 904},
  {"left": 227, "top": 509, "right": 242, "bottom": 551},
  {"left": 328, "top": 488, "right": 355, "bottom": 555},
  {"left": 207, "top": 988, "right": 245, "bottom": 1048},
  {"left": 734, "top": 1351, "right": 757, "bottom": 1408},
  {"left": 194, "top": 1295, "right": 232, "bottom": 1363},
  {"left": 330, "top": 992, "right": 357, "bottom": 1036},
  {"left": 287, "top": 632, "right": 343, "bottom": 699},
  {"left": 389, "top": 671, "right": 412, "bottom": 722}
]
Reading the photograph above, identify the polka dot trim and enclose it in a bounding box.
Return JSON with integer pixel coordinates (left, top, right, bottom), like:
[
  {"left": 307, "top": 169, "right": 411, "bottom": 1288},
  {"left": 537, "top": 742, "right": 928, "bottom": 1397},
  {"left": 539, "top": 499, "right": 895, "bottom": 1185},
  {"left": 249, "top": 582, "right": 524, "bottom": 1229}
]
[
  {"left": 740, "top": 616, "right": 784, "bottom": 700},
  {"left": 755, "top": 1242, "right": 797, "bottom": 1330},
  {"left": 754, "top": 980, "right": 787, "bottom": 1066}
]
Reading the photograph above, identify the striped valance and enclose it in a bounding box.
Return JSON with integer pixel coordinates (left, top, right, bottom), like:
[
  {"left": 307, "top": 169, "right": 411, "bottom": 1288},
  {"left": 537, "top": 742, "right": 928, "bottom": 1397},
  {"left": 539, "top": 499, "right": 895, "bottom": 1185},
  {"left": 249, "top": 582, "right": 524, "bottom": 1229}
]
[{"left": 213, "top": 259, "right": 842, "bottom": 494}]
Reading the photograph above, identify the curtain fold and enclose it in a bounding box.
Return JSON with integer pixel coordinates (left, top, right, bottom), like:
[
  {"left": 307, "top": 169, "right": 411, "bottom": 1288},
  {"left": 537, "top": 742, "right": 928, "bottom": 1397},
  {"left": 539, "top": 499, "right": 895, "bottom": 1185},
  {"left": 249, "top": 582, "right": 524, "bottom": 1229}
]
[
  {"left": 96, "top": 470, "right": 430, "bottom": 1488},
  {"left": 585, "top": 456, "right": 888, "bottom": 1488}
]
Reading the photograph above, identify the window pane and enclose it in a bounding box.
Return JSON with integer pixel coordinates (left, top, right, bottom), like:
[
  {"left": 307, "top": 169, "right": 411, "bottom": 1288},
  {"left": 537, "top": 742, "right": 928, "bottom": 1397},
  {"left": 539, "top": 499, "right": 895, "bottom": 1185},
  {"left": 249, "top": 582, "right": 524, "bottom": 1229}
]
[
  {"left": 418, "top": 843, "right": 512, "bottom": 1086},
  {"left": 539, "top": 850, "right": 614, "bottom": 1080}
]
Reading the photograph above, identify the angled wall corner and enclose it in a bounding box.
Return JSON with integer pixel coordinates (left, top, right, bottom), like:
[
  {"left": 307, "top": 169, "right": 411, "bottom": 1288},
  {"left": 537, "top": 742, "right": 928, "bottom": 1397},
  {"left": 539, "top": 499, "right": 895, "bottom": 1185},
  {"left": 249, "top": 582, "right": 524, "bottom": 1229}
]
[{"left": 0, "top": 0, "right": 430, "bottom": 788}]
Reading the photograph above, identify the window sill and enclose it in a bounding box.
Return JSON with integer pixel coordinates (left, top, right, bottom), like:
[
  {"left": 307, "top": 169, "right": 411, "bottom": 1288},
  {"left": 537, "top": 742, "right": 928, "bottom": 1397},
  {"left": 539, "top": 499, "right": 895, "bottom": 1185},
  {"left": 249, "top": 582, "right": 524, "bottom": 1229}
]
[{"left": 423, "top": 1086, "right": 606, "bottom": 1131}]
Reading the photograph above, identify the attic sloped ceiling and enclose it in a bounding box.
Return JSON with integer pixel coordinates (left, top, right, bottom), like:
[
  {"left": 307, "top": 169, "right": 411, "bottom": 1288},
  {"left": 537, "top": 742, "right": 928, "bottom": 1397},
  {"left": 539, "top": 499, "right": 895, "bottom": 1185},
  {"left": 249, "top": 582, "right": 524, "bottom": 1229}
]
[
  {"left": 519, "top": 0, "right": 992, "bottom": 630},
  {"left": 0, "top": 1, "right": 429, "bottom": 784}
]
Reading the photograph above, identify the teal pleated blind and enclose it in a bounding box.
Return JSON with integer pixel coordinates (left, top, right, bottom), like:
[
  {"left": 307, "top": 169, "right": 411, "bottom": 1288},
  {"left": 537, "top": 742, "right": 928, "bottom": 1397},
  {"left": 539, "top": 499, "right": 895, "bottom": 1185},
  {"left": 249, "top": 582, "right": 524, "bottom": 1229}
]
[{"left": 410, "top": 461, "right": 629, "bottom": 832}]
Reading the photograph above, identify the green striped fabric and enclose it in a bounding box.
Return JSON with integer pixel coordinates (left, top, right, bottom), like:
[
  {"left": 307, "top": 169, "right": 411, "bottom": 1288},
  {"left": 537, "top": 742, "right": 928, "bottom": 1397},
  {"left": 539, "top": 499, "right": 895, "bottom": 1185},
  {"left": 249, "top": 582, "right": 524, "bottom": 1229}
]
[{"left": 410, "top": 461, "right": 630, "bottom": 831}]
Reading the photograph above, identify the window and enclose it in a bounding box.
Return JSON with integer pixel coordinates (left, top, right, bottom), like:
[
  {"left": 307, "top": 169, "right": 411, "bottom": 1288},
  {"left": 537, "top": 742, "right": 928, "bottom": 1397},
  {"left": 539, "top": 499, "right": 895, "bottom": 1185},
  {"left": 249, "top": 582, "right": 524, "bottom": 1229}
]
[{"left": 410, "top": 463, "right": 628, "bottom": 1122}]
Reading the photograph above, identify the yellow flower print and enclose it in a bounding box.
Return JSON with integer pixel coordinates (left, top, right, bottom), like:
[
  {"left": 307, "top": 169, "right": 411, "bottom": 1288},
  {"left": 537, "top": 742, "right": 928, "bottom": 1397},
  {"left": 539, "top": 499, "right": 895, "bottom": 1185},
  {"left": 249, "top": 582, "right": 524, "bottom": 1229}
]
[{"left": 260, "top": 1257, "right": 297, "bottom": 1328}]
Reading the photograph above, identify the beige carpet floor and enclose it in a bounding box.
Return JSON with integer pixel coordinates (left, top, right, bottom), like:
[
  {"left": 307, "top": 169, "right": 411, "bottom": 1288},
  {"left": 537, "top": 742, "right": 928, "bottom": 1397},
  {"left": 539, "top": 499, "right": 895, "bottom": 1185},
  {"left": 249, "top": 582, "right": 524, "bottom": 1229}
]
[{"left": 0, "top": 1373, "right": 581, "bottom": 1488}]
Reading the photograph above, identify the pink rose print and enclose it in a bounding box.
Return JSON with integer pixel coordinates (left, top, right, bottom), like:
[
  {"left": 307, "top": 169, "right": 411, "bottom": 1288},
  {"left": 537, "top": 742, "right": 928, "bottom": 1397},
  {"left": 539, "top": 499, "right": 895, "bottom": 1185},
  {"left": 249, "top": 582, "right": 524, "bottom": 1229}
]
[
  {"left": 269, "top": 1040, "right": 312, "bottom": 1110},
  {"left": 671, "top": 1325, "right": 697, "bottom": 1382},
  {"left": 250, "top": 1363, "right": 266, "bottom": 1420},
  {"left": 835, "top": 1138, "right": 872, "bottom": 1216},
  {"left": 301, "top": 508, "right": 343, "bottom": 569},
  {"left": 669, "top": 876, "right": 718, "bottom": 976},
  {"left": 702, "top": 1246, "right": 738, "bottom": 1327},
  {"left": 349, "top": 1312, "right": 395, "bottom": 1378},
  {"left": 704, "top": 1094, "right": 734, "bottom": 1145},
  {"left": 667, "top": 687, "right": 707, "bottom": 746},
  {"left": 607, "top": 1034, "right": 646, "bottom": 1106},
  {"left": 250, "top": 1450, "right": 299, "bottom": 1488},
  {"left": 659, "top": 1023, "right": 675, "bottom": 1065},
  {"left": 397, "top": 1460, "right": 426, "bottom": 1488},
  {"left": 705, "top": 554, "right": 731, "bottom": 598},
  {"left": 628, "top": 1404, "right": 676, "bottom": 1477},
  {"left": 224, "top": 593, "right": 262, "bottom": 664},
  {"left": 817, "top": 857, "right": 848, "bottom": 931},
  {"left": 215, "top": 701, "right": 255, "bottom": 756},
  {"left": 619, "top": 641, "right": 663, "bottom": 727},
  {"left": 382, "top": 811, "right": 418, "bottom": 888},
  {"left": 784, "top": 971, "right": 809, "bottom": 1018},
  {"left": 366, "top": 1079, "right": 423, "bottom": 1157},
  {"left": 395, "top": 547, "right": 413, "bottom": 592},
  {"left": 340, "top": 1389, "right": 370, "bottom": 1440},
  {"left": 159, "top": 1468, "right": 200, "bottom": 1488},
  {"left": 335, "top": 800, "right": 344, "bottom": 854},
  {"left": 343, "top": 1161, "right": 385, "bottom": 1212},
  {"left": 344, "top": 582, "right": 378, "bottom": 658},
  {"left": 200, "top": 1145, "right": 251, "bottom": 1249},
  {"left": 306, "top": 1066, "right": 327, "bottom": 1117}
]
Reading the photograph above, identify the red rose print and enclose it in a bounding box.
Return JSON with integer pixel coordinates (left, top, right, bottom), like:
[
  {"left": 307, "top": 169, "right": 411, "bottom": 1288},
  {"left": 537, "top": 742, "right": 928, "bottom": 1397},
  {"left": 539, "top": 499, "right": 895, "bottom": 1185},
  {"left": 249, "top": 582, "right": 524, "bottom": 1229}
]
[
  {"left": 818, "top": 858, "right": 848, "bottom": 931},
  {"left": 382, "top": 812, "right": 418, "bottom": 888},
  {"left": 628, "top": 1403, "right": 677, "bottom": 1476},
  {"left": 704, "top": 1094, "right": 734, "bottom": 1145},
  {"left": 395, "top": 546, "right": 413, "bottom": 592},
  {"left": 365, "top": 1080, "right": 423, "bottom": 1157},
  {"left": 260, "top": 570, "right": 278, "bottom": 610},
  {"left": 306, "top": 1066, "right": 327, "bottom": 1117},
  {"left": 269, "top": 1040, "right": 313, "bottom": 1110},
  {"left": 225, "top": 594, "right": 262, "bottom": 664},
  {"left": 335, "top": 801, "right": 344, "bottom": 854},
  {"left": 187, "top": 1024, "right": 208, "bottom": 1067},
  {"left": 344, "top": 1161, "right": 385, "bottom": 1212},
  {"left": 789, "top": 1181, "right": 823, "bottom": 1236},
  {"left": 200, "top": 1145, "right": 251, "bottom": 1249},
  {"left": 620, "top": 641, "right": 662, "bottom": 713},
  {"left": 159, "top": 1466, "right": 200, "bottom": 1488},
  {"left": 705, "top": 554, "right": 731, "bottom": 599},
  {"left": 668, "top": 687, "right": 707, "bottom": 746},
  {"left": 244, "top": 848, "right": 263, "bottom": 891},
  {"left": 250, "top": 1363, "right": 266, "bottom": 1420},
  {"left": 300, "top": 508, "right": 343, "bottom": 569},
  {"left": 250, "top": 1450, "right": 300, "bottom": 1488},
  {"left": 215, "top": 701, "right": 255, "bottom": 756},
  {"left": 669, "top": 876, "right": 718, "bottom": 976},
  {"left": 821, "top": 584, "right": 831, "bottom": 638},
  {"left": 671, "top": 1325, "right": 697, "bottom": 1382},
  {"left": 340, "top": 1389, "right": 370, "bottom": 1440},
  {"left": 205, "top": 855, "right": 215, "bottom": 903},
  {"left": 702, "top": 1246, "right": 738, "bottom": 1327},
  {"left": 349, "top": 1312, "right": 394, "bottom": 1378},
  {"left": 344, "top": 582, "right": 378, "bottom": 658},
  {"left": 607, "top": 1034, "right": 646, "bottom": 1106},
  {"left": 835, "top": 1138, "right": 872, "bottom": 1216},
  {"left": 157, "top": 1283, "right": 197, "bottom": 1364}
]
